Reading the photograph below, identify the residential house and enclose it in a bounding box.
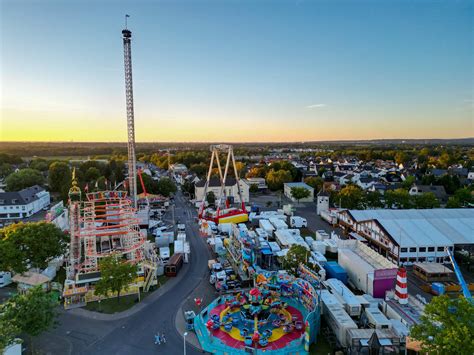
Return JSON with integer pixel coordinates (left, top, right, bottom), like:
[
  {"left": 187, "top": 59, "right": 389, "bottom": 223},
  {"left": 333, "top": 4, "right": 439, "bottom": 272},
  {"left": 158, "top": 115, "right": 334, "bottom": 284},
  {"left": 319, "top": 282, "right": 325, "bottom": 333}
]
[
  {"left": 195, "top": 177, "right": 249, "bottom": 203},
  {"left": 0, "top": 185, "right": 50, "bottom": 221}
]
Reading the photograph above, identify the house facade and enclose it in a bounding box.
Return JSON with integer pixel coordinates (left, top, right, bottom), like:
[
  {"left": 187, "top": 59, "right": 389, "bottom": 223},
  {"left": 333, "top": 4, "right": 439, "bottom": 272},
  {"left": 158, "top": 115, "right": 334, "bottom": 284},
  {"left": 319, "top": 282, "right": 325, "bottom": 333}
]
[
  {"left": 195, "top": 177, "right": 249, "bottom": 203},
  {"left": 0, "top": 185, "right": 50, "bottom": 221}
]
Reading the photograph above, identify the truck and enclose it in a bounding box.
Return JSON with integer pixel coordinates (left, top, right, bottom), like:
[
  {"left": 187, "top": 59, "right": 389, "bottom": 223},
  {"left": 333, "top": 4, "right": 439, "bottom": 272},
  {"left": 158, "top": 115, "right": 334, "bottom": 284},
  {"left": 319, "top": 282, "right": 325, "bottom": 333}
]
[
  {"left": 164, "top": 253, "right": 184, "bottom": 277},
  {"left": 159, "top": 246, "right": 170, "bottom": 262},
  {"left": 290, "top": 216, "right": 307, "bottom": 228}
]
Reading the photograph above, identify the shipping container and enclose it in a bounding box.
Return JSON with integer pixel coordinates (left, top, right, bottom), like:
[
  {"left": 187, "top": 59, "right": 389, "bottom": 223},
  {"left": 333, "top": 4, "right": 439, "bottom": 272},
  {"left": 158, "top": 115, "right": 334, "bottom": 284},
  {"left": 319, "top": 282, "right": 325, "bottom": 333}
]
[
  {"left": 324, "top": 262, "right": 348, "bottom": 284},
  {"left": 324, "top": 303, "right": 358, "bottom": 347}
]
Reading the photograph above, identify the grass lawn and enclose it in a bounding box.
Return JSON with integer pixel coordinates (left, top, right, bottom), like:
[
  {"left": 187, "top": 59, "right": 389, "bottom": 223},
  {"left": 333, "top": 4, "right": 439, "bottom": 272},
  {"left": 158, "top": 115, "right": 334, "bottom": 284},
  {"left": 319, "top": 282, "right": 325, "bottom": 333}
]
[
  {"left": 85, "top": 294, "right": 139, "bottom": 313},
  {"left": 84, "top": 275, "right": 169, "bottom": 313}
]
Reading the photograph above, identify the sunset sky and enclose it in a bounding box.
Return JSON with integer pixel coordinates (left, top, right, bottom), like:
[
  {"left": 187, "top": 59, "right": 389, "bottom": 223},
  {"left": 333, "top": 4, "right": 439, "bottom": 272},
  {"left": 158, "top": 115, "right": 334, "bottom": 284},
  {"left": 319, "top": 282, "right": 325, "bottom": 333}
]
[{"left": 1, "top": 0, "right": 472, "bottom": 142}]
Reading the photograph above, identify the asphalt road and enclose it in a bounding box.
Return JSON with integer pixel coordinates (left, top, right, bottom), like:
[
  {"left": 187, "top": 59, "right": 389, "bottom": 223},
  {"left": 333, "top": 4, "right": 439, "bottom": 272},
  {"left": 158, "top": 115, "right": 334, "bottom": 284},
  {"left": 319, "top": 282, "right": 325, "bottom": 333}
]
[{"left": 35, "top": 191, "right": 210, "bottom": 355}]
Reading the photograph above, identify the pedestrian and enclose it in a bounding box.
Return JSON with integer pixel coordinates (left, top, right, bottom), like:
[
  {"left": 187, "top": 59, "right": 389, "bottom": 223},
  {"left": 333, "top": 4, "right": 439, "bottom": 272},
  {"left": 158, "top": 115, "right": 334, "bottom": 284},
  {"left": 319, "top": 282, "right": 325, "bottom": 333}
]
[
  {"left": 161, "top": 332, "right": 166, "bottom": 344},
  {"left": 154, "top": 333, "right": 161, "bottom": 345}
]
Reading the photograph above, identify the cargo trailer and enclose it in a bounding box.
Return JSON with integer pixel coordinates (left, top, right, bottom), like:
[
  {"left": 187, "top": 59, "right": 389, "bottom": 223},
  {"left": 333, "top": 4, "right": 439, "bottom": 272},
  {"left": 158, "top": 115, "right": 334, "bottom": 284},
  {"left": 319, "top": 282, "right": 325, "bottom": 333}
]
[
  {"left": 259, "top": 219, "right": 275, "bottom": 236},
  {"left": 324, "top": 303, "right": 358, "bottom": 348},
  {"left": 365, "top": 308, "right": 392, "bottom": 329},
  {"left": 324, "top": 261, "right": 348, "bottom": 284},
  {"left": 269, "top": 217, "right": 288, "bottom": 230},
  {"left": 325, "top": 278, "right": 362, "bottom": 317}
]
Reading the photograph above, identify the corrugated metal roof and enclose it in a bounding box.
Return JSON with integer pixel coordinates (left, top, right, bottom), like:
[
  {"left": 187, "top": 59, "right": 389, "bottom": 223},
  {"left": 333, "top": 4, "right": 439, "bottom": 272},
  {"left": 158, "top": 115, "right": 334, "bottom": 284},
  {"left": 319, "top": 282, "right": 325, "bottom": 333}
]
[{"left": 349, "top": 209, "right": 474, "bottom": 247}]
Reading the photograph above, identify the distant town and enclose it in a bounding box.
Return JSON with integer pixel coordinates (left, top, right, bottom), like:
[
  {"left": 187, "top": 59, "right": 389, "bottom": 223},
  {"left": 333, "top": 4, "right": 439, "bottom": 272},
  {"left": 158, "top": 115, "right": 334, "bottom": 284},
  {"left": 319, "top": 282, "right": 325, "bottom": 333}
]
[{"left": 1, "top": 140, "right": 473, "bottom": 354}]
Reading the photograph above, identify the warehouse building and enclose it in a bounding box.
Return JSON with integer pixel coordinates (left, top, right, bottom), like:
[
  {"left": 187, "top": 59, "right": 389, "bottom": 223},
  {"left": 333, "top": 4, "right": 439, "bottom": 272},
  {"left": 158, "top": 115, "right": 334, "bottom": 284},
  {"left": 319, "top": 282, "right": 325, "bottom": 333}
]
[{"left": 336, "top": 209, "right": 474, "bottom": 264}]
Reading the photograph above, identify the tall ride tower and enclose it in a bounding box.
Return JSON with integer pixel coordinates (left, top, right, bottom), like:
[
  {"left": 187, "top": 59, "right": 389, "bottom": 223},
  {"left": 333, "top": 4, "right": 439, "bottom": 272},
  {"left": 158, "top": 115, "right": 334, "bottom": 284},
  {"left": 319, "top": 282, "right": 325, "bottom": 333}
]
[{"left": 122, "top": 22, "right": 137, "bottom": 209}]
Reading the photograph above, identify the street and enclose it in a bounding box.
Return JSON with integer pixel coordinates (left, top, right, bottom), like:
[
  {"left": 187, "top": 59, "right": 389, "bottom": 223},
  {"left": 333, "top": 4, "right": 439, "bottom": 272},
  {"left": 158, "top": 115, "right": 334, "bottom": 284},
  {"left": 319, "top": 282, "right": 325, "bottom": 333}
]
[{"left": 34, "top": 191, "right": 211, "bottom": 355}]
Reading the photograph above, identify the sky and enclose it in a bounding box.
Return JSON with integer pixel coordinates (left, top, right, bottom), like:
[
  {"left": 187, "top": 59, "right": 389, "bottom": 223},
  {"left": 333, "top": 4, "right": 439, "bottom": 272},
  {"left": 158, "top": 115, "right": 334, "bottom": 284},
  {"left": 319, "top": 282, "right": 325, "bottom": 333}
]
[{"left": 0, "top": 0, "right": 473, "bottom": 142}]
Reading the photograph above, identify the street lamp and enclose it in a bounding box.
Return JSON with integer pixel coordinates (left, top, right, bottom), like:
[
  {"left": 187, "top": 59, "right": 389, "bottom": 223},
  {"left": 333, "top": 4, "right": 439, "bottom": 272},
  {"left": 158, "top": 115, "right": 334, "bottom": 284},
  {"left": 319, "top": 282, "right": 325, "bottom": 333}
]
[{"left": 183, "top": 332, "right": 188, "bottom": 355}]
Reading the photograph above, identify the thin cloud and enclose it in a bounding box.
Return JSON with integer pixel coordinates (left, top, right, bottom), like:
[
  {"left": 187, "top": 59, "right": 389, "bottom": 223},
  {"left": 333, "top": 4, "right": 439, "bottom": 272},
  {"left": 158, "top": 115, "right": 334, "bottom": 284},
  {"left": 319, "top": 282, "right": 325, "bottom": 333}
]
[{"left": 306, "top": 104, "right": 326, "bottom": 109}]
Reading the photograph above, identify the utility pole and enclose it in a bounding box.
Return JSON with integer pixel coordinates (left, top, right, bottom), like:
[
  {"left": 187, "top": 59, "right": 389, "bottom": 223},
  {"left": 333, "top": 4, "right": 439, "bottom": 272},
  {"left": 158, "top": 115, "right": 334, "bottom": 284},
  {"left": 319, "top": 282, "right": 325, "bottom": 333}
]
[{"left": 122, "top": 15, "right": 137, "bottom": 209}]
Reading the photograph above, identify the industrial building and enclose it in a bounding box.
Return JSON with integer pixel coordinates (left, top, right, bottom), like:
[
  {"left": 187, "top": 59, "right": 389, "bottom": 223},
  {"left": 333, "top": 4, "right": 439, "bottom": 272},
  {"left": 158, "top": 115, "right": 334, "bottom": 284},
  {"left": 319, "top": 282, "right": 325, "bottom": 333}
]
[
  {"left": 0, "top": 185, "right": 50, "bottom": 221},
  {"left": 337, "top": 209, "right": 474, "bottom": 264}
]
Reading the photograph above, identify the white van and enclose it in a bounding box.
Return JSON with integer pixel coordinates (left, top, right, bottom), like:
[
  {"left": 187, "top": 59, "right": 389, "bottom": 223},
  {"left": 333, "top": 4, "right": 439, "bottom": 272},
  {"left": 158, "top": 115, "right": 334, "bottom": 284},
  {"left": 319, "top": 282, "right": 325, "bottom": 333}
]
[{"left": 290, "top": 216, "right": 307, "bottom": 228}]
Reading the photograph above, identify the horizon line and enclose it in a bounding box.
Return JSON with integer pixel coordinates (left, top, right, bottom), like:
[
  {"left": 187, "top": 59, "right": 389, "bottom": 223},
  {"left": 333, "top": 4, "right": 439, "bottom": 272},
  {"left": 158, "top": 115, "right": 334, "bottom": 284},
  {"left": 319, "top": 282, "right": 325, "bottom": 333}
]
[{"left": 1, "top": 137, "right": 473, "bottom": 144}]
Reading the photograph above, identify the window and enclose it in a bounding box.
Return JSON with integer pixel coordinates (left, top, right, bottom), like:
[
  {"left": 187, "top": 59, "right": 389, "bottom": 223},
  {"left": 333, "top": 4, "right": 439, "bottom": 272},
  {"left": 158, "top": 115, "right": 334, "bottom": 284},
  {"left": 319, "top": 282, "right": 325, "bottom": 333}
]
[
  {"left": 409, "top": 247, "right": 417, "bottom": 253},
  {"left": 428, "top": 247, "right": 435, "bottom": 252},
  {"left": 401, "top": 248, "right": 407, "bottom": 253},
  {"left": 437, "top": 247, "right": 444, "bottom": 252},
  {"left": 419, "top": 247, "right": 426, "bottom": 252}
]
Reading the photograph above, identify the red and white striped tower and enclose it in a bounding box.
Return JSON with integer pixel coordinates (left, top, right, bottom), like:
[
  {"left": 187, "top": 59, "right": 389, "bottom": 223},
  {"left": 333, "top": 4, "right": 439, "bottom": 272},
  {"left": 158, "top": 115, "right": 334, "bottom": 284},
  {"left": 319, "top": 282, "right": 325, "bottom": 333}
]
[{"left": 395, "top": 267, "right": 408, "bottom": 304}]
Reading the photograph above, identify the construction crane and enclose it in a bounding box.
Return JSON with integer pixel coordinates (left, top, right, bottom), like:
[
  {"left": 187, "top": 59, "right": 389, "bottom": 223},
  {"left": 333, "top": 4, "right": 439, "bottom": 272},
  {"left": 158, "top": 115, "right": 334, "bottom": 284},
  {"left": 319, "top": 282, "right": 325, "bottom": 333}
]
[
  {"left": 446, "top": 248, "right": 472, "bottom": 301},
  {"left": 137, "top": 168, "right": 150, "bottom": 208},
  {"left": 122, "top": 15, "right": 137, "bottom": 209}
]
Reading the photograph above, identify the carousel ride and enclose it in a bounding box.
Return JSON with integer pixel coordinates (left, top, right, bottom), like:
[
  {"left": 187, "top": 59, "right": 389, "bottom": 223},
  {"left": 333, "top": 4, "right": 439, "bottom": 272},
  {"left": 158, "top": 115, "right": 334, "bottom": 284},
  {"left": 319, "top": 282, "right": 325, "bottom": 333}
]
[{"left": 205, "top": 285, "right": 305, "bottom": 349}]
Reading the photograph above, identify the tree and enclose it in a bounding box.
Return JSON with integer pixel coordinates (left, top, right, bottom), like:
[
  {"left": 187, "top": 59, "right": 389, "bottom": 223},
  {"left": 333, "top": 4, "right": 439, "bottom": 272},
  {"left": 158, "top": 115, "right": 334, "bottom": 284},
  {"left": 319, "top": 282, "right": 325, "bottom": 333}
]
[
  {"left": 364, "top": 191, "right": 384, "bottom": 208},
  {"left": 446, "top": 197, "right": 462, "bottom": 208},
  {"left": 5, "top": 168, "right": 44, "bottom": 191},
  {"left": 454, "top": 188, "right": 473, "bottom": 206},
  {"left": 266, "top": 169, "right": 292, "bottom": 190},
  {"left": 29, "top": 159, "right": 49, "bottom": 172},
  {"left": 94, "top": 255, "right": 138, "bottom": 302},
  {"left": 401, "top": 175, "right": 416, "bottom": 189},
  {"left": 304, "top": 176, "right": 323, "bottom": 191},
  {"left": 337, "top": 185, "right": 364, "bottom": 209},
  {"left": 249, "top": 184, "right": 259, "bottom": 193},
  {"left": 413, "top": 192, "right": 440, "bottom": 209},
  {"left": 156, "top": 177, "right": 177, "bottom": 197},
  {"left": 290, "top": 186, "right": 311, "bottom": 205},
  {"left": 395, "top": 151, "right": 409, "bottom": 165},
  {"left": 0, "top": 222, "right": 68, "bottom": 274},
  {"left": 0, "top": 286, "right": 58, "bottom": 348},
  {"left": 0, "top": 163, "right": 13, "bottom": 178},
  {"left": 0, "top": 313, "right": 19, "bottom": 352},
  {"left": 189, "top": 163, "right": 208, "bottom": 177},
  {"left": 48, "top": 161, "right": 71, "bottom": 201},
  {"left": 283, "top": 245, "right": 310, "bottom": 276},
  {"left": 246, "top": 166, "right": 268, "bottom": 178},
  {"left": 385, "top": 188, "right": 412, "bottom": 209},
  {"left": 206, "top": 191, "right": 216, "bottom": 206},
  {"left": 85, "top": 167, "right": 101, "bottom": 182},
  {"left": 410, "top": 295, "right": 474, "bottom": 354}
]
